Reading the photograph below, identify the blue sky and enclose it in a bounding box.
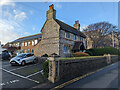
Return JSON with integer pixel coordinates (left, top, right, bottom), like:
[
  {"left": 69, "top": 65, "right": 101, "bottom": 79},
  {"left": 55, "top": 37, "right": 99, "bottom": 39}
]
[{"left": 0, "top": 1, "right": 118, "bottom": 44}]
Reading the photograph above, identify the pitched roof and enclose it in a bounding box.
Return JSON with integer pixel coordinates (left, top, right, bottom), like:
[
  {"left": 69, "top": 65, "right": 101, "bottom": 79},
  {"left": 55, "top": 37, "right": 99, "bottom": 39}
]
[
  {"left": 72, "top": 41, "right": 83, "bottom": 50},
  {"left": 55, "top": 19, "right": 86, "bottom": 38},
  {"left": 11, "top": 33, "right": 42, "bottom": 43}
]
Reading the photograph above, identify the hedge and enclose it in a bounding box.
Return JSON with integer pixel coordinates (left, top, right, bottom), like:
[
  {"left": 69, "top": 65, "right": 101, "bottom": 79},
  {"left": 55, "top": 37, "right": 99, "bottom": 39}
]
[
  {"left": 86, "top": 47, "right": 119, "bottom": 56},
  {"left": 43, "top": 60, "right": 49, "bottom": 78}
]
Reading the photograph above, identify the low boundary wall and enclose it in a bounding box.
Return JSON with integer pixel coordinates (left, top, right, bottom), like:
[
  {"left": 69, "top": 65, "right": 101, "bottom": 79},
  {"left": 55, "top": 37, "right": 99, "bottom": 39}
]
[{"left": 48, "top": 55, "right": 118, "bottom": 83}]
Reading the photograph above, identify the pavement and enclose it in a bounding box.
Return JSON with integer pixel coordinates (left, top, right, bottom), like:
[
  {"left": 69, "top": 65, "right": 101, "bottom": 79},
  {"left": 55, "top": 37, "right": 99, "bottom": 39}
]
[{"left": 0, "top": 60, "right": 48, "bottom": 89}]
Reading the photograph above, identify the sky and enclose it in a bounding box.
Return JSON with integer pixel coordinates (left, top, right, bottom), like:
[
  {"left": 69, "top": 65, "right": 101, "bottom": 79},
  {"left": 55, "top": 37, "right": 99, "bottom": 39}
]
[{"left": 0, "top": 0, "right": 118, "bottom": 44}]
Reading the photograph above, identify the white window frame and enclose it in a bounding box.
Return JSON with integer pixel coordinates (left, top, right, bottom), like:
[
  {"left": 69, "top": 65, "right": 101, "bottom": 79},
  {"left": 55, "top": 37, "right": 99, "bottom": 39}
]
[
  {"left": 35, "top": 39, "right": 38, "bottom": 45},
  {"left": 22, "top": 42, "right": 24, "bottom": 46},
  {"left": 32, "top": 41, "right": 34, "bottom": 46},
  {"left": 28, "top": 49, "right": 30, "bottom": 53},
  {"left": 28, "top": 41, "right": 30, "bottom": 46},
  {"left": 25, "top": 42, "right": 27, "bottom": 46}
]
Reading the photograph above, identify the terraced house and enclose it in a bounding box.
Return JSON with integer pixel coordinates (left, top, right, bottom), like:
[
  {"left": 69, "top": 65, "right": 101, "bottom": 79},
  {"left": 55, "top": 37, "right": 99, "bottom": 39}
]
[{"left": 34, "top": 4, "right": 86, "bottom": 57}]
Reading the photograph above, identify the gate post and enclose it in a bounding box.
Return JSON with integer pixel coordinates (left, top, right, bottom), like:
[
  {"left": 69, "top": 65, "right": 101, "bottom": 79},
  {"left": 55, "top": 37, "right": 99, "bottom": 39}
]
[{"left": 48, "top": 53, "right": 60, "bottom": 83}]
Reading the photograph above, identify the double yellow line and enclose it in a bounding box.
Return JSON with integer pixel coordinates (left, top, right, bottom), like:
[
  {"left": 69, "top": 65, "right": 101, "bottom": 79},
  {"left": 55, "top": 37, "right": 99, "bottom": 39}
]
[{"left": 50, "top": 71, "right": 94, "bottom": 90}]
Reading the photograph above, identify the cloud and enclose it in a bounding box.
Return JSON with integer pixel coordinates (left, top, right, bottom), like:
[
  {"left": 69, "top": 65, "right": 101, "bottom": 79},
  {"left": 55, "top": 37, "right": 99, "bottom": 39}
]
[
  {"left": 29, "top": 10, "right": 34, "bottom": 15},
  {"left": 80, "top": 25, "right": 88, "bottom": 31},
  {"left": 0, "top": 0, "right": 15, "bottom": 7},
  {"left": 13, "top": 9, "right": 27, "bottom": 21},
  {"left": 32, "top": 26, "right": 36, "bottom": 31},
  {"left": 55, "top": 3, "right": 62, "bottom": 9},
  {"left": 0, "top": 20, "right": 20, "bottom": 44}
]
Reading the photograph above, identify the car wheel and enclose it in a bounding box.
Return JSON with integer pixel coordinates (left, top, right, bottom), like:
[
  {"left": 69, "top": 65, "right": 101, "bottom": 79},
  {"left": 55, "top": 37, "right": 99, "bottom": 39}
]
[
  {"left": 21, "top": 61, "right": 25, "bottom": 66},
  {"left": 33, "top": 59, "right": 37, "bottom": 63}
]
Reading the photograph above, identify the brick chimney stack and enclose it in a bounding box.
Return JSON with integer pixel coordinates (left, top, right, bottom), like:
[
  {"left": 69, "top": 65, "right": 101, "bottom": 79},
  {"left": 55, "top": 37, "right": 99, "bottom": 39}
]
[
  {"left": 46, "top": 4, "right": 56, "bottom": 20},
  {"left": 73, "top": 20, "right": 80, "bottom": 31}
]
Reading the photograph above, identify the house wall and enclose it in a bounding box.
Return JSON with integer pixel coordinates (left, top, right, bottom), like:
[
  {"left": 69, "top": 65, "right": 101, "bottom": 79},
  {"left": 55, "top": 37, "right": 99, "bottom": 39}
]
[
  {"left": 34, "top": 19, "right": 60, "bottom": 57},
  {"left": 59, "top": 30, "right": 85, "bottom": 57}
]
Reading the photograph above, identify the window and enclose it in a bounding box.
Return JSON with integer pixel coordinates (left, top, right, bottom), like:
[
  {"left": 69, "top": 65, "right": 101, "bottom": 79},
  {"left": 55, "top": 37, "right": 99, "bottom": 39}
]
[
  {"left": 65, "top": 32, "right": 70, "bottom": 38},
  {"left": 25, "top": 42, "right": 27, "bottom": 46},
  {"left": 25, "top": 49, "right": 27, "bottom": 53},
  {"left": 31, "top": 49, "right": 34, "bottom": 53},
  {"left": 22, "top": 50, "right": 24, "bottom": 53},
  {"left": 28, "top": 49, "right": 30, "bottom": 53},
  {"left": 35, "top": 40, "right": 38, "bottom": 45},
  {"left": 28, "top": 41, "right": 30, "bottom": 46},
  {"left": 64, "top": 45, "right": 71, "bottom": 53},
  {"left": 22, "top": 42, "right": 24, "bottom": 46},
  {"left": 74, "top": 35, "right": 76, "bottom": 40},
  {"left": 32, "top": 41, "right": 34, "bottom": 46},
  {"left": 26, "top": 54, "right": 32, "bottom": 57}
]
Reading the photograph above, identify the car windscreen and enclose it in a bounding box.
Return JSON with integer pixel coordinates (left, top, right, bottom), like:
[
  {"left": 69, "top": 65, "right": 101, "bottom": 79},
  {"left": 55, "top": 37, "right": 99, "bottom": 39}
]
[{"left": 17, "top": 54, "right": 26, "bottom": 57}]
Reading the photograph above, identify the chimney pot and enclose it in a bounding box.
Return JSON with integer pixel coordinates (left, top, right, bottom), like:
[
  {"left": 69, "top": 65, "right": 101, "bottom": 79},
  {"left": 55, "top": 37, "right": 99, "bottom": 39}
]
[
  {"left": 75, "top": 21, "right": 79, "bottom": 24},
  {"left": 49, "top": 4, "right": 54, "bottom": 10}
]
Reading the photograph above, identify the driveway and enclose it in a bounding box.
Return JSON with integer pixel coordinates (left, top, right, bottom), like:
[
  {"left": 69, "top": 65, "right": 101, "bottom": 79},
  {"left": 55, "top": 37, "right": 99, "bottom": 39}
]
[{"left": 0, "top": 60, "right": 48, "bottom": 89}]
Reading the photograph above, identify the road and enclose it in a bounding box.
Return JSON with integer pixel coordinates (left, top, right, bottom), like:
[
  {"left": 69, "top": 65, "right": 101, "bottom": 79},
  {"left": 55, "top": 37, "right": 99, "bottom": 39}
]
[
  {"left": 0, "top": 60, "right": 48, "bottom": 89},
  {"left": 63, "top": 61, "right": 119, "bottom": 88}
]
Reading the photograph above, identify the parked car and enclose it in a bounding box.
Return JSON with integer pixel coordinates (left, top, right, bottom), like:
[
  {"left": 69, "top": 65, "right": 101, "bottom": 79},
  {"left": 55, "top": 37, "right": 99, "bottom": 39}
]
[
  {"left": 1, "top": 52, "right": 11, "bottom": 60},
  {"left": 10, "top": 53, "right": 37, "bottom": 66}
]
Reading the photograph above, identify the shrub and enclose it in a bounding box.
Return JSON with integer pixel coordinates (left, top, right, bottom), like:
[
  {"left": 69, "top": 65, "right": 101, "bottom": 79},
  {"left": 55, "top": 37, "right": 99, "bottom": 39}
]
[
  {"left": 87, "top": 47, "right": 119, "bottom": 56},
  {"left": 85, "top": 50, "right": 93, "bottom": 56},
  {"left": 41, "top": 54, "right": 48, "bottom": 57},
  {"left": 72, "top": 52, "right": 89, "bottom": 57},
  {"left": 43, "top": 60, "right": 49, "bottom": 78}
]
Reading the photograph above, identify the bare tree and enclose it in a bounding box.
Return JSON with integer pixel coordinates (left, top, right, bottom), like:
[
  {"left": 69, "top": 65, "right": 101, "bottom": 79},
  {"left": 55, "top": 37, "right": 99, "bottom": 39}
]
[{"left": 83, "top": 22, "right": 117, "bottom": 48}]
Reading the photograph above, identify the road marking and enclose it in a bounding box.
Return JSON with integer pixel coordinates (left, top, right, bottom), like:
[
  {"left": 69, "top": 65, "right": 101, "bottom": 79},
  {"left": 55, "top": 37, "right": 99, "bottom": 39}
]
[
  {"left": 26, "top": 70, "right": 43, "bottom": 78},
  {"left": 0, "top": 80, "right": 19, "bottom": 86},
  {"left": 1, "top": 68, "right": 40, "bottom": 84},
  {"left": 9, "top": 63, "right": 39, "bottom": 71},
  {"left": 2, "top": 64, "right": 11, "bottom": 67}
]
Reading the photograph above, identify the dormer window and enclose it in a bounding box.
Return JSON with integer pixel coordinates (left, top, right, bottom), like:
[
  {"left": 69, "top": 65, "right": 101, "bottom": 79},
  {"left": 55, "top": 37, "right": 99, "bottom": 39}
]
[{"left": 65, "top": 32, "right": 70, "bottom": 38}]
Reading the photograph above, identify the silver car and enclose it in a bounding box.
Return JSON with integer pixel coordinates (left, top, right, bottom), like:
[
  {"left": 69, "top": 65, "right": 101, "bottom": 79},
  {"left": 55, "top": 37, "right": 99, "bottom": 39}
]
[{"left": 10, "top": 53, "right": 37, "bottom": 66}]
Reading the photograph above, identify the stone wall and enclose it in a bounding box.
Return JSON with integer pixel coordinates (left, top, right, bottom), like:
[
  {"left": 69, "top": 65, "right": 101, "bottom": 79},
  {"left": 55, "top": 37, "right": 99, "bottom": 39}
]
[
  {"left": 34, "top": 19, "right": 60, "bottom": 57},
  {"left": 57, "top": 56, "right": 118, "bottom": 80}
]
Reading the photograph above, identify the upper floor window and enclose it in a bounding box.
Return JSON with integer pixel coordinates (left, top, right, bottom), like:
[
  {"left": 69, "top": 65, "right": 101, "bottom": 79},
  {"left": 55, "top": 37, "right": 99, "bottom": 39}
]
[
  {"left": 35, "top": 39, "right": 38, "bottom": 45},
  {"left": 65, "top": 32, "right": 70, "bottom": 38},
  {"left": 28, "top": 41, "right": 30, "bottom": 46},
  {"left": 25, "top": 42, "right": 27, "bottom": 46},
  {"left": 32, "top": 41, "right": 34, "bottom": 46},
  {"left": 22, "top": 42, "right": 24, "bottom": 46},
  {"left": 74, "top": 35, "right": 76, "bottom": 40}
]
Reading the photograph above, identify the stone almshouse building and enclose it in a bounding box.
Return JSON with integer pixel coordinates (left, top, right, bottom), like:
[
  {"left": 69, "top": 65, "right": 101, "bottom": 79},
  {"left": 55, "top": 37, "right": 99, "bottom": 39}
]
[{"left": 34, "top": 4, "right": 86, "bottom": 57}]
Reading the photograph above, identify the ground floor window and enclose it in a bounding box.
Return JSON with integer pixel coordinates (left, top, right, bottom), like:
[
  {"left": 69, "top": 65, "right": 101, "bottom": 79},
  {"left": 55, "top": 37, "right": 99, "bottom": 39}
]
[
  {"left": 22, "top": 49, "right": 24, "bottom": 53},
  {"left": 64, "top": 44, "right": 71, "bottom": 53},
  {"left": 31, "top": 49, "right": 34, "bottom": 53},
  {"left": 28, "top": 49, "right": 30, "bottom": 53},
  {"left": 25, "top": 49, "right": 27, "bottom": 53}
]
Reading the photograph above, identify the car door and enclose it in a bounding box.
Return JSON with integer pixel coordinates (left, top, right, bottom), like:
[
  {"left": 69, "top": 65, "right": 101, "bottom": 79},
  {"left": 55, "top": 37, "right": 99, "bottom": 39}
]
[
  {"left": 25, "top": 54, "right": 32, "bottom": 63},
  {"left": 29, "top": 54, "right": 35, "bottom": 62}
]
